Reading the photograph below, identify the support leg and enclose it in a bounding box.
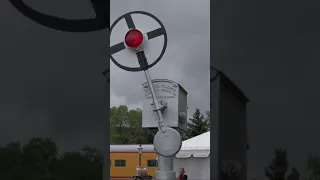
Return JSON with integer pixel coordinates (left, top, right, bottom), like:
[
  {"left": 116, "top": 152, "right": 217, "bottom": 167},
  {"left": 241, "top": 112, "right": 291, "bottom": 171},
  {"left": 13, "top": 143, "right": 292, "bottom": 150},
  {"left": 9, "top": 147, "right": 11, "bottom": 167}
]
[{"left": 156, "top": 155, "right": 176, "bottom": 180}]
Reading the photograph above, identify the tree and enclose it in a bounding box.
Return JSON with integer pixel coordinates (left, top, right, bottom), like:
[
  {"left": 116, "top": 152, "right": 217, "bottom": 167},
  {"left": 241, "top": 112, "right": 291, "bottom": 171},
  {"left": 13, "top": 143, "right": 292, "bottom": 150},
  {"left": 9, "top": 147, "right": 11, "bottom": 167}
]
[
  {"left": 129, "top": 108, "right": 154, "bottom": 144},
  {"left": 204, "top": 111, "right": 210, "bottom": 128},
  {"left": 54, "top": 148, "right": 103, "bottom": 180},
  {"left": 110, "top": 105, "right": 130, "bottom": 144},
  {"left": 0, "top": 142, "right": 23, "bottom": 179},
  {"left": 221, "top": 159, "right": 243, "bottom": 180},
  {"left": 187, "top": 109, "right": 210, "bottom": 138},
  {"left": 55, "top": 151, "right": 89, "bottom": 180},
  {"left": 287, "top": 167, "right": 300, "bottom": 180},
  {"left": 0, "top": 138, "right": 103, "bottom": 180},
  {"left": 307, "top": 156, "right": 320, "bottom": 180},
  {"left": 110, "top": 105, "right": 153, "bottom": 144},
  {"left": 265, "top": 148, "right": 289, "bottom": 180},
  {"left": 21, "top": 137, "right": 58, "bottom": 180}
]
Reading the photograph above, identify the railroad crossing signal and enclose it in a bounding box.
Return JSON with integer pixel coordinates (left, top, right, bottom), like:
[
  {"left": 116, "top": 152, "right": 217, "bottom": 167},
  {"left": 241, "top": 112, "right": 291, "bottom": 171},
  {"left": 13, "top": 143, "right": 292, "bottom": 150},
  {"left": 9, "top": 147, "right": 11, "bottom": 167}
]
[
  {"left": 110, "top": 11, "right": 183, "bottom": 158},
  {"left": 110, "top": 11, "right": 167, "bottom": 72}
]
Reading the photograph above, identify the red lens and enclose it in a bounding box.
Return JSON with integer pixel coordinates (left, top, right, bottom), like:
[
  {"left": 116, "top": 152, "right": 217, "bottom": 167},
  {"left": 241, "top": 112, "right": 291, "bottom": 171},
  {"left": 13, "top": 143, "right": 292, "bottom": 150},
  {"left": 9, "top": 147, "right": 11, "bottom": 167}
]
[{"left": 125, "top": 29, "right": 144, "bottom": 48}]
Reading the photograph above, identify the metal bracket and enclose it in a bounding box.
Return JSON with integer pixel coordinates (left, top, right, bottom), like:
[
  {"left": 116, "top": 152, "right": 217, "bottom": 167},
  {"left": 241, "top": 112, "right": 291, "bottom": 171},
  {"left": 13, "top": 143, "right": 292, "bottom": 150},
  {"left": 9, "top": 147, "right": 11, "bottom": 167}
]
[{"left": 150, "top": 100, "right": 167, "bottom": 111}]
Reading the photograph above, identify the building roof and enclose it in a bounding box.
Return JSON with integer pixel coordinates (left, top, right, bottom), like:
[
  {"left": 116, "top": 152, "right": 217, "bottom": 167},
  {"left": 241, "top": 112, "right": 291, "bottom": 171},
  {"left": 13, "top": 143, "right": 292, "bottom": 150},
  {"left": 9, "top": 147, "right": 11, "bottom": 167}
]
[
  {"left": 110, "top": 144, "right": 155, "bottom": 152},
  {"left": 211, "top": 66, "right": 249, "bottom": 103}
]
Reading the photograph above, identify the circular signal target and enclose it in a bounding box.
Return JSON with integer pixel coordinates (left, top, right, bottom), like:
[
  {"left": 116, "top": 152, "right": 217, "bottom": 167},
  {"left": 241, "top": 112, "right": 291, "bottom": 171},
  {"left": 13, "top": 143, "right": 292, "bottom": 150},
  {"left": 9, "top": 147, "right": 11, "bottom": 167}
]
[
  {"left": 8, "top": 0, "right": 109, "bottom": 32},
  {"left": 110, "top": 11, "right": 167, "bottom": 72}
]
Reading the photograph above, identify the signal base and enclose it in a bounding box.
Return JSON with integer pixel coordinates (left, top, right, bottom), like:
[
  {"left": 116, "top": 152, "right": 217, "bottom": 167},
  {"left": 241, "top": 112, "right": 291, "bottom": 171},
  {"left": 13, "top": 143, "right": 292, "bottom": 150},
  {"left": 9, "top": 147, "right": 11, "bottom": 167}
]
[{"left": 155, "top": 171, "right": 176, "bottom": 180}]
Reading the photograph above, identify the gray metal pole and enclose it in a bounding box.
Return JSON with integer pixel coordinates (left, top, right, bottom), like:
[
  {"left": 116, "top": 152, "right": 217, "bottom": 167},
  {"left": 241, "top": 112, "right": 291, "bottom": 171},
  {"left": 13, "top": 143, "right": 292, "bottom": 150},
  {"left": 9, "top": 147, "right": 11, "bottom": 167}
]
[
  {"left": 142, "top": 69, "right": 177, "bottom": 180},
  {"left": 143, "top": 70, "right": 167, "bottom": 133},
  {"left": 156, "top": 155, "right": 176, "bottom": 180}
]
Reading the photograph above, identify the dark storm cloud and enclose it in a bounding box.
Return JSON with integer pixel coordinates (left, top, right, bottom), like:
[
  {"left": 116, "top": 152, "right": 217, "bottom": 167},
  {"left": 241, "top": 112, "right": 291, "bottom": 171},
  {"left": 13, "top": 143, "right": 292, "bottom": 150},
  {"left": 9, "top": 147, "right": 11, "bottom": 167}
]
[
  {"left": 212, "top": 0, "right": 320, "bottom": 179},
  {"left": 0, "top": 0, "right": 109, "bottom": 151}
]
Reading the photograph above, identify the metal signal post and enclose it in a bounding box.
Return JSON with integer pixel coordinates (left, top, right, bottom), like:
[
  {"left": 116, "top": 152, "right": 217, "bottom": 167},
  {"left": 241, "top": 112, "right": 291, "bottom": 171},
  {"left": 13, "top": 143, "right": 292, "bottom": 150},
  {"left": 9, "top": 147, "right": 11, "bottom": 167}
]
[
  {"left": 137, "top": 50, "right": 178, "bottom": 180},
  {"left": 110, "top": 11, "right": 183, "bottom": 180},
  {"left": 137, "top": 51, "right": 168, "bottom": 133}
]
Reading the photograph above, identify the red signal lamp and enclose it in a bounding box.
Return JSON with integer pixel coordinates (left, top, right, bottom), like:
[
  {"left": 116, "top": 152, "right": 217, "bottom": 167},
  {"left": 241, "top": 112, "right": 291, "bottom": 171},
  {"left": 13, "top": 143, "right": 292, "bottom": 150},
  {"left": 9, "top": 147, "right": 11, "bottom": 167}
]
[{"left": 124, "top": 29, "right": 144, "bottom": 49}]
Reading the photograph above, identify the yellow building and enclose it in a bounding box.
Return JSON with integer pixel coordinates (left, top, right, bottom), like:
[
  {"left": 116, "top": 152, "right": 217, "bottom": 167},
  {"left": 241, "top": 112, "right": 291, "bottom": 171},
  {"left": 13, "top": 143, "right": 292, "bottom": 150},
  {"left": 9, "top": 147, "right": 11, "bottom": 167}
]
[{"left": 110, "top": 144, "right": 157, "bottom": 178}]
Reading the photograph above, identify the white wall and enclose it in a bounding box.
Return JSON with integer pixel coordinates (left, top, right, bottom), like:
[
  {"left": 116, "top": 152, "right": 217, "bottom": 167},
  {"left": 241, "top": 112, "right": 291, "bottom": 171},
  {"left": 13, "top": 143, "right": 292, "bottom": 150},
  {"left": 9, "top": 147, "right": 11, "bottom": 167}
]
[{"left": 173, "top": 156, "right": 210, "bottom": 180}]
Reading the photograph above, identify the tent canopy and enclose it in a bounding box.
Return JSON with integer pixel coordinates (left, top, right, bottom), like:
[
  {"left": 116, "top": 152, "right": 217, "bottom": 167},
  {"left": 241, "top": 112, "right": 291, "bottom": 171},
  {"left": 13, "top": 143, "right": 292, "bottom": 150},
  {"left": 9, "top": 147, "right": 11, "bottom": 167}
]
[{"left": 176, "top": 131, "right": 210, "bottom": 158}]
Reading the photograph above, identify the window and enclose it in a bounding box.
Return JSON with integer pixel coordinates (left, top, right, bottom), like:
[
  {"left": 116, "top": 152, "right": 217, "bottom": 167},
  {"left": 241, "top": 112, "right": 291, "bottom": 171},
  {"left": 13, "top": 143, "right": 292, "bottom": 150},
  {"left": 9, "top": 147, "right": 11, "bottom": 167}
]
[
  {"left": 115, "top": 160, "right": 126, "bottom": 167},
  {"left": 147, "top": 160, "right": 157, "bottom": 167}
]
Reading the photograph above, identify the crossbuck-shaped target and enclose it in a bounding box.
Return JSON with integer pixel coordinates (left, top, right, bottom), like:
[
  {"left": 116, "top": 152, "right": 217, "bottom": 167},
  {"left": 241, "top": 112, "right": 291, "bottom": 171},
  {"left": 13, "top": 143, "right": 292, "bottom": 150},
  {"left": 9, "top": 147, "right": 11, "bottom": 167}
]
[{"left": 110, "top": 11, "right": 167, "bottom": 72}]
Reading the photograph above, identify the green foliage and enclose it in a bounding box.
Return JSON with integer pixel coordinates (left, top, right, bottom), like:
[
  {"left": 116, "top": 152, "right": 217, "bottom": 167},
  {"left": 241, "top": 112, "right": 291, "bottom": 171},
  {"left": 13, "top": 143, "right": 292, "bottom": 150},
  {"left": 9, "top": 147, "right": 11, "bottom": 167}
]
[
  {"left": 186, "top": 109, "right": 210, "bottom": 138},
  {"left": 110, "top": 105, "right": 210, "bottom": 142},
  {"left": 0, "top": 138, "right": 102, "bottom": 180},
  {"left": 287, "top": 167, "right": 300, "bottom": 180},
  {"left": 110, "top": 105, "right": 153, "bottom": 144},
  {"left": 0, "top": 106, "right": 214, "bottom": 179},
  {"left": 307, "top": 156, "right": 320, "bottom": 180},
  {"left": 263, "top": 148, "right": 303, "bottom": 180},
  {"left": 265, "top": 148, "right": 289, "bottom": 180},
  {"left": 204, "top": 111, "right": 210, "bottom": 127}
]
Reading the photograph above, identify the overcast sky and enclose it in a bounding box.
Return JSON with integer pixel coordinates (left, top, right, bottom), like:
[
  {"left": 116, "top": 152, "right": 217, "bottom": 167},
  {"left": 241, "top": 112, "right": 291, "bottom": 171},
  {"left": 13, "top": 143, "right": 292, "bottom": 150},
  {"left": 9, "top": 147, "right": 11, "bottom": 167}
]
[
  {"left": 110, "top": 0, "right": 210, "bottom": 117},
  {"left": 1, "top": 0, "right": 319, "bottom": 179},
  {"left": 212, "top": 0, "right": 320, "bottom": 179},
  {"left": 0, "top": 0, "right": 210, "bottom": 150},
  {"left": 0, "top": 0, "right": 109, "bottom": 152}
]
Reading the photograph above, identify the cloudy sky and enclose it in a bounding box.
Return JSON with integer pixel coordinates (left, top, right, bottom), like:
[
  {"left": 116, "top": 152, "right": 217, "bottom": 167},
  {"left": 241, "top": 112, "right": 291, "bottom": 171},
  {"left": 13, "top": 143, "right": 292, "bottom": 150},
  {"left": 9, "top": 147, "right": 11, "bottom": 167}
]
[
  {"left": 0, "top": 0, "right": 109, "bottom": 152},
  {"left": 0, "top": 0, "right": 209, "bottom": 150},
  {"left": 110, "top": 0, "right": 210, "bottom": 117},
  {"left": 1, "top": 0, "right": 319, "bottom": 179},
  {"left": 212, "top": 0, "right": 320, "bottom": 179}
]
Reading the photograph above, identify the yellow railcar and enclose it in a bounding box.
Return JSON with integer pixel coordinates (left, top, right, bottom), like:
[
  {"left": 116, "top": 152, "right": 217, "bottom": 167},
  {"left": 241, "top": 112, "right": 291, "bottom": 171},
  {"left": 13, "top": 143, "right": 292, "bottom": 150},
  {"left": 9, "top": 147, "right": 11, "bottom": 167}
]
[{"left": 110, "top": 144, "right": 157, "bottom": 179}]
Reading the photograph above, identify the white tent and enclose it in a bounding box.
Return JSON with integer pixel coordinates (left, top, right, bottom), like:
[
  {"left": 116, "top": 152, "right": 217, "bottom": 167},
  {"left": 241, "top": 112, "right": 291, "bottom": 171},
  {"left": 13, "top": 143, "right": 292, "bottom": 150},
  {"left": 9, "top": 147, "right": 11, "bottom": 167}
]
[{"left": 173, "top": 131, "right": 210, "bottom": 180}]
